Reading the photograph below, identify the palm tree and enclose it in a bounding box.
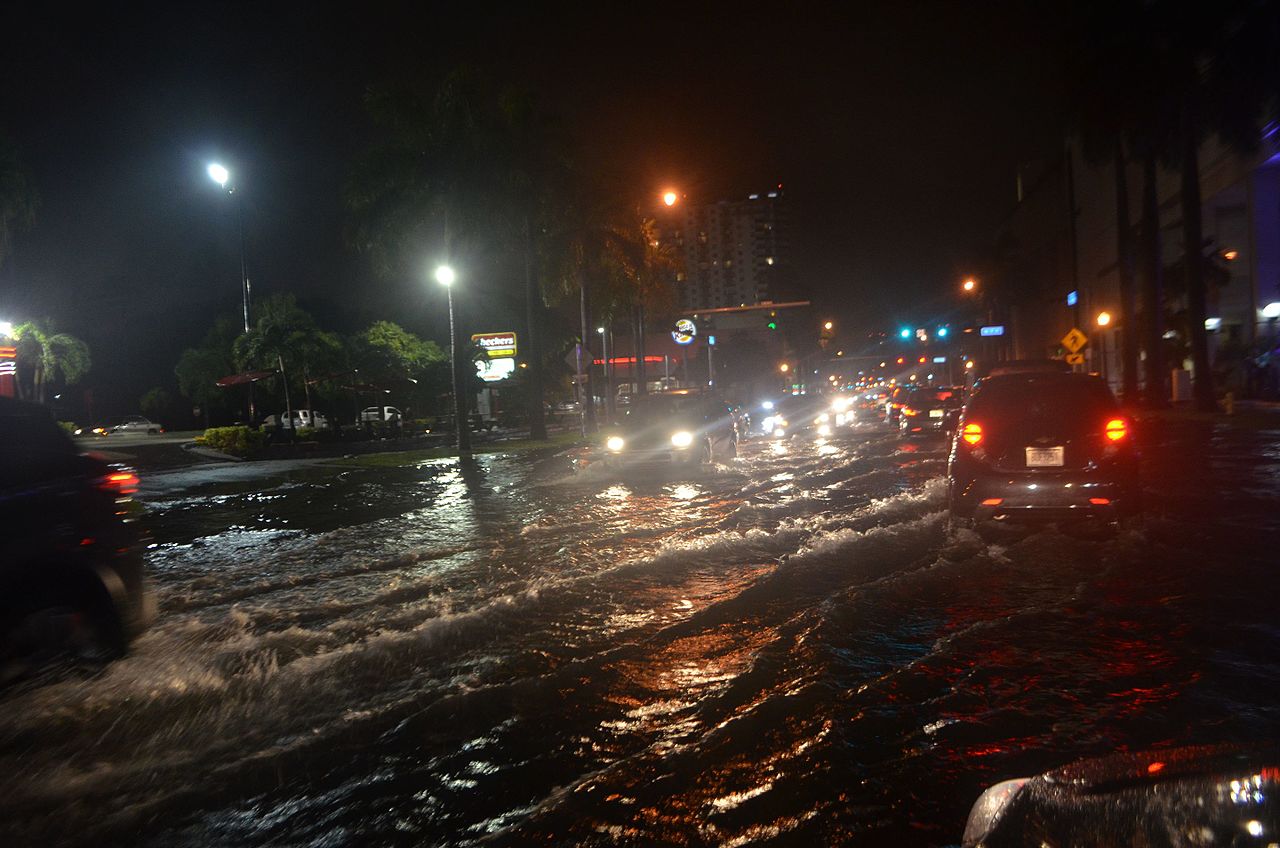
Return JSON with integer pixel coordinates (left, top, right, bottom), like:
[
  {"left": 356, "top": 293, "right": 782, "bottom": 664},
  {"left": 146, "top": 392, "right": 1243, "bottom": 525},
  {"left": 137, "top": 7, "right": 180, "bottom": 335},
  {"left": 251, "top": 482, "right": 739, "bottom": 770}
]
[
  {"left": 233, "top": 294, "right": 317, "bottom": 426},
  {"left": 0, "top": 134, "right": 39, "bottom": 273},
  {"left": 12, "top": 320, "right": 91, "bottom": 404}
]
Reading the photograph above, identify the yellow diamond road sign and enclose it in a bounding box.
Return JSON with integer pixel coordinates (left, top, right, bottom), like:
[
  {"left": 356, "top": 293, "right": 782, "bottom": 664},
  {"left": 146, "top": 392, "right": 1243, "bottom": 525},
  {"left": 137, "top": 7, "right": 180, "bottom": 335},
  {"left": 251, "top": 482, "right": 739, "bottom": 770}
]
[{"left": 1061, "top": 327, "right": 1089, "bottom": 353}]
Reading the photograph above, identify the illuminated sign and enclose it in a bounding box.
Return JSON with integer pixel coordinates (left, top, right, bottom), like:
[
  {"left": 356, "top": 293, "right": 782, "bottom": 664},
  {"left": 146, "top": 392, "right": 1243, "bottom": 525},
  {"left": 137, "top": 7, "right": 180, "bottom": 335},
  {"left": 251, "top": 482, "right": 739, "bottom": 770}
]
[
  {"left": 471, "top": 332, "right": 517, "bottom": 358},
  {"left": 671, "top": 318, "right": 697, "bottom": 345},
  {"left": 1067, "top": 290, "right": 1078, "bottom": 307},
  {"left": 980, "top": 325, "right": 1005, "bottom": 337},
  {"left": 0, "top": 346, "right": 14, "bottom": 377},
  {"left": 475, "top": 358, "right": 516, "bottom": 382}
]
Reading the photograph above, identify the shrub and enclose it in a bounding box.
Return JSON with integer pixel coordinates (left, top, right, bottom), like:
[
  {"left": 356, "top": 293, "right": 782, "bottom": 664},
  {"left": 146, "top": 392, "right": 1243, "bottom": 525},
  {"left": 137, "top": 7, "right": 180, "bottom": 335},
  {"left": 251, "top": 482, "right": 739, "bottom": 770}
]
[
  {"left": 201, "top": 425, "right": 266, "bottom": 458},
  {"left": 59, "top": 421, "right": 78, "bottom": 435}
]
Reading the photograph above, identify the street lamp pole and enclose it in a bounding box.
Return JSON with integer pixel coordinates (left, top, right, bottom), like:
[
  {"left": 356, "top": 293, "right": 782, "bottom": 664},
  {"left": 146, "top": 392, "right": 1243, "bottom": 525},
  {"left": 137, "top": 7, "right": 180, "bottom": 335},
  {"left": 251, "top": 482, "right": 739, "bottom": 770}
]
[
  {"left": 208, "top": 163, "right": 255, "bottom": 421},
  {"left": 436, "top": 265, "right": 471, "bottom": 457},
  {"left": 598, "top": 326, "right": 613, "bottom": 421}
]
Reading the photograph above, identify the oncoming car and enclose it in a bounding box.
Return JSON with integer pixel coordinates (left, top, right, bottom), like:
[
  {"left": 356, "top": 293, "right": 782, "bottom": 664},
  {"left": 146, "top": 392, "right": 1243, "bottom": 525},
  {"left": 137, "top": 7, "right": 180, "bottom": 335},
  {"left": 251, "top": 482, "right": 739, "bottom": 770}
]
[
  {"left": 601, "top": 389, "right": 737, "bottom": 467},
  {"left": 947, "top": 371, "right": 1139, "bottom": 528}
]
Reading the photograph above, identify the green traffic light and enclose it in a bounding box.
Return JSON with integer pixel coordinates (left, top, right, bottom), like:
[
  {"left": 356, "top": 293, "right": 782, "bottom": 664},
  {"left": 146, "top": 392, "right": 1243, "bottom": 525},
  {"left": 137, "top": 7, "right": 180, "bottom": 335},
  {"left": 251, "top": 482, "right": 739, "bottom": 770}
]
[{"left": 767, "top": 321, "right": 778, "bottom": 330}]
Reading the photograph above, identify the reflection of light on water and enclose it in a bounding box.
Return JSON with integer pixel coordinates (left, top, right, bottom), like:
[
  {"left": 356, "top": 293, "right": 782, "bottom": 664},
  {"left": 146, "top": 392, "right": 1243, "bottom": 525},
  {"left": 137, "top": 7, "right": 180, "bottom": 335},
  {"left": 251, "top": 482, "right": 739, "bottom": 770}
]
[
  {"left": 818, "top": 443, "right": 839, "bottom": 456},
  {"left": 771, "top": 473, "right": 794, "bottom": 482},
  {"left": 711, "top": 780, "right": 774, "bottom": 812},
  {"left": 673, "top": 598, "right": 693, "bottom": 611},
  {"left": 598, "top": 485, "right": 632, "bottom": 501},
  {"left": 666, "top": 484, "right": 701, "bottom": 501},
  {"left": 770, "top": 442, "right": 789, "bottom": 456}
]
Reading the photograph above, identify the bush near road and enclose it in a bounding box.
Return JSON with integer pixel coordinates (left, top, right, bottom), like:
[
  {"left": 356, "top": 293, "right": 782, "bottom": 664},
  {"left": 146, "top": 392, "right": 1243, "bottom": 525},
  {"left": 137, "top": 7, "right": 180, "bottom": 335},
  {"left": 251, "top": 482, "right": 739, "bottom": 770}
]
[{"left": 198, "top": 426, "right": 267, "bottom": 458}]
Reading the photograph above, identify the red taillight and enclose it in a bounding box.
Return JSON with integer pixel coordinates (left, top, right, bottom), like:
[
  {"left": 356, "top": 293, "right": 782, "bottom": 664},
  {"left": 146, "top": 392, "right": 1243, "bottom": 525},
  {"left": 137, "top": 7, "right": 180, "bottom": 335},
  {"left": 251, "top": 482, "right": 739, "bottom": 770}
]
[
  {"left": 961, "top": 423, "right": 983, "bottom": 445},
  {"left": 99, "top": 471, "right": 139, "bottom": 496},
  {"left": 1089, "top": 497, "right": 1111, "bottom": 505},
  {"left": 1105, "top": 418, "right": 1127, "bottom": 441}
]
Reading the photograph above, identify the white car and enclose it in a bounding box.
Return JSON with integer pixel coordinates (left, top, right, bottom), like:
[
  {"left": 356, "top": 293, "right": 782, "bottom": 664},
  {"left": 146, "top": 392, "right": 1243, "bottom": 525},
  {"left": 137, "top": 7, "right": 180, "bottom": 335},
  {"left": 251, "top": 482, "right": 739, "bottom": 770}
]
[
  {"left": 265, "top": 409, "right": 329, "bottom": 430},
  {"left": 112, "top": 415, "right": 163, "bottom": 434},
  {"left": 359, "top": 406, "right": 401, "bottom": 423}
]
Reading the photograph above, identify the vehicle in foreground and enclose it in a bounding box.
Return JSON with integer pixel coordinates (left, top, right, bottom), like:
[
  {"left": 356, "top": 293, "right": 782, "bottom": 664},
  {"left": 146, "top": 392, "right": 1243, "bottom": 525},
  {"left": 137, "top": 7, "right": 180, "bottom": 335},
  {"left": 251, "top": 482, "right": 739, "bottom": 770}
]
[
  {"left": 601, "top": 389, "right": 737, "bottom": 467},
  {"left": 963, "top": 745, "right": 1277, "bottom": 847},
  {"left": 898, "top": 385, "right": 963, "bottom": 437},
  {"left": 111, "top": 415, "right": 163, "bottom": 434},
  {"left": 947, "top": 370, "right": 1138, "bottom": 526},
  {"left": 1, "top": 398, "right": 154, "bottom": 681}
]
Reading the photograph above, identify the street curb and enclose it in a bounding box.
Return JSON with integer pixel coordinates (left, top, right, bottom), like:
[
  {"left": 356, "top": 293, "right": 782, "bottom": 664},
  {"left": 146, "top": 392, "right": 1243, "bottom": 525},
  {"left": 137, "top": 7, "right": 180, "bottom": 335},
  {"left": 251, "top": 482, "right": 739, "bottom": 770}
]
[{"left": 183, "top": 443, "right": 245, "bottom": 462}]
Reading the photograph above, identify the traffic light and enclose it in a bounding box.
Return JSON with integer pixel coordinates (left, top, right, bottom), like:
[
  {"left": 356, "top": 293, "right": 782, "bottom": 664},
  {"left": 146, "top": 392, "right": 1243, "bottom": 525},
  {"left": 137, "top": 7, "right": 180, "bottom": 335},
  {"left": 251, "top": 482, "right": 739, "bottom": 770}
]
[
  {"left": 937, "top": 327, "right": 949, "bottom": 338},
  {"left": 766, "top": 311, "right": 778, "bottom": 330},
  {"left": 899, "top": 328, "right": 911, "bottom": 339}
]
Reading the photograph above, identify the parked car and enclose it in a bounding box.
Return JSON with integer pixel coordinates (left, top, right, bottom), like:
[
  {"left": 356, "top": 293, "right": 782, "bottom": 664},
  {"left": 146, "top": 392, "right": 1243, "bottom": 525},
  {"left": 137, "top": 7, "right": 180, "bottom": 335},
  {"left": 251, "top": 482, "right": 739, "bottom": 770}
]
[
  {"left": 899, "top": 386, "right": 964, "bottom": 437},
  {"left": 601, "top": 388, "right": 737, "bottom": 467},
  {"left": 264, "top": 409, "right": 330, "bottom": 430},
  {"left": 947, "top": 371, "right": 1139, "bottom": 527},
  {"left": 359, "top": 406, "right": 402, "bottom": 423},
  {"left": 1, "top": 398, "right": 155, "bottom": 680},
  {"left": 111, "top": 415, "right": 163, "bottom": 434}
]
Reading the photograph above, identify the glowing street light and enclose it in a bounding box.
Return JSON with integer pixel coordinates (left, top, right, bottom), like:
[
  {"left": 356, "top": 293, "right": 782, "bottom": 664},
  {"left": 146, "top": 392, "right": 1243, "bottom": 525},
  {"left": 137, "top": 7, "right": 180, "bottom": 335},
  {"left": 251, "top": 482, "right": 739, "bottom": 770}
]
[
  {"left": 823, "top": 321, "right": 834, "bottom": 331},
  {"left": 662, "top": 190, "right": 678, "bottom": 207},
  {"left": 434, "top": 264, "right": 470, "bottom": 457},
  {"left": 962, "top": 278, "right": 977, "bottom": 293},
  {"left": 207, "top": 163, "right": 229, "bottom": 187},
  {"left": 779, "top": 363, "right": 790, "bottom": 373},
  {"left": 1096, "top": 311, "right": 1112, "bottom": 327}
]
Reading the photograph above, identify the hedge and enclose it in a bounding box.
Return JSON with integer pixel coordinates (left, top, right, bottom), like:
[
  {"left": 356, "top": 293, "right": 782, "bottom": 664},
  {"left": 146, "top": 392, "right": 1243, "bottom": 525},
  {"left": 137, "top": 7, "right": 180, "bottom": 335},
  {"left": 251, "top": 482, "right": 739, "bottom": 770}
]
[{"left": 200, "top": 425, "right": 266, "bottom": 458}]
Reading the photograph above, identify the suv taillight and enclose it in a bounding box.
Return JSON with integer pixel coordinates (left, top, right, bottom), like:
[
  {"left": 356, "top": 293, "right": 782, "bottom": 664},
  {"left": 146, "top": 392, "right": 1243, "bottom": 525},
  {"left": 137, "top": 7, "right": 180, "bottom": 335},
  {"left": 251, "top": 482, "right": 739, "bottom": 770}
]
[
  {"left": 1105, "top": 418, "right": 1127, "bottom": 441},
  {"left": 98, "top": 471, "right": 140, "bottom": 496},
  {"left": 903, "top": 406, "right": 919, "bottom": 417},
  {"left": 961, "top": 423, "right": 983, "bottom": 446}
]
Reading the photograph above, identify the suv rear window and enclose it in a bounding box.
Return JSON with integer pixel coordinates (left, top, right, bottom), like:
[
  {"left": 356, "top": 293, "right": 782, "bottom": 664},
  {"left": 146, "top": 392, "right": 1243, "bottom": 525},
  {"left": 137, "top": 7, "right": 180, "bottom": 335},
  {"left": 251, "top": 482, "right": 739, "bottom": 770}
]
[
  {"left": 968, "top": 375, "right": 1117, "bottom": 420},
  {"left": 908, "top": 388, "right": 961, "bottom": 405}
]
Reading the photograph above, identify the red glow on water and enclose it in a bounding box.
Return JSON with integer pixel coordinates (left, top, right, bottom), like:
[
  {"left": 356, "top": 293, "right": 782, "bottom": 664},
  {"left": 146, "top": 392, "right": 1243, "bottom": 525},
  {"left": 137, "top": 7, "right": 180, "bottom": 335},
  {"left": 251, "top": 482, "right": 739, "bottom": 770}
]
[{"left": 1148, "top": 761, "right": 1165, "bottom": 774}]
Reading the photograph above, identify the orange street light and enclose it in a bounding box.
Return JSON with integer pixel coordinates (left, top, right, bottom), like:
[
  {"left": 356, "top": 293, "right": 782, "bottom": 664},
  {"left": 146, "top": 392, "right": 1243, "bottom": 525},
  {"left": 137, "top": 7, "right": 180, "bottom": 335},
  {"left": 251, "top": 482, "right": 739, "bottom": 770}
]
[
  {"left": 823, "top": 321, "right": 834, "bottom": 331},
  {"left": 1096, "top": 311, "right": 1112, "bottom": 327},
  {"left": 962, "top": 278, "right": 977, "bottom": 293},
  {"left": 662, "top": 190, "right": 678, "bottom": 207},
  {"left": 779, "top": 363, "right": 790, "bottom": 373}
]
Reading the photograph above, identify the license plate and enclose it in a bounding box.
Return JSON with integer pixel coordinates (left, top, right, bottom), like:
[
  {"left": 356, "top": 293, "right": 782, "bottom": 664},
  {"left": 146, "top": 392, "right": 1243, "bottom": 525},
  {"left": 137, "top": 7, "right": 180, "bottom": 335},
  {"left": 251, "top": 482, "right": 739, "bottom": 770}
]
[
  {"left": 929, "top": 409, "right": 944, "bottom": 418},
  {"left": 1025, "top": 446, "right": 1064, "bottom": 467}
]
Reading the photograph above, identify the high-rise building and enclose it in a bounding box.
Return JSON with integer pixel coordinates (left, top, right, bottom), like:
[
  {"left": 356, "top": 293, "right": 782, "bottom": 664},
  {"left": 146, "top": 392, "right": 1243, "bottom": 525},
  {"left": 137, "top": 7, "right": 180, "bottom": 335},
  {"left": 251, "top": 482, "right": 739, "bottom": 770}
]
[{"left": 671, "top": 189, "right": 791, "bottom": 312}]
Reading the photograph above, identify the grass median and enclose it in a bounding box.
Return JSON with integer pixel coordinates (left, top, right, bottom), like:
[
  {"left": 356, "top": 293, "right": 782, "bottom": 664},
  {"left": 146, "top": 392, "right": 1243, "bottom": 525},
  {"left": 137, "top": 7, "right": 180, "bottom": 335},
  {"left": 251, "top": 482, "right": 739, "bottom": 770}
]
[{"left": 333, "top": 431, "right": 584, "bottom": 468}]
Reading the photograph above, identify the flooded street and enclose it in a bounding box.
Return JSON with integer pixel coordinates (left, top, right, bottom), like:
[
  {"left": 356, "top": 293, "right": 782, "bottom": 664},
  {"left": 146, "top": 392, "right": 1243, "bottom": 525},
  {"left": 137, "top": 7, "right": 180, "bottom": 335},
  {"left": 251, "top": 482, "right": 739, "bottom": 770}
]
[{"left": 3, "top": 418, "right": 1279, "bottom": 846}]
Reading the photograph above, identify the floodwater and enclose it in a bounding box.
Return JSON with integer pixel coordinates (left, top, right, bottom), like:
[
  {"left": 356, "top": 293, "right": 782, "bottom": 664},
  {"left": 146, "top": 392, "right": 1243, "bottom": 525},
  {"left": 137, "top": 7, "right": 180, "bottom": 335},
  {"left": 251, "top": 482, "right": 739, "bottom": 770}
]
[{"left": 2, "top": 417, "right": 1278, "bottom": 846}]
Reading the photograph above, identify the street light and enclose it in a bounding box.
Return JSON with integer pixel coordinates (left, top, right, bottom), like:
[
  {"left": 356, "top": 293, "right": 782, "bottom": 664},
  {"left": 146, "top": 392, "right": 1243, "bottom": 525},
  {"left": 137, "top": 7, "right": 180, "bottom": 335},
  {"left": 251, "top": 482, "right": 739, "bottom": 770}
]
[
  {"left": 962, "top": 278, "right": 977, "bottom": 293},
  {"left": 1095, "top": 311, "right": 1113, "bottom": 383},
  {"left": 779, "top": 363, "right": 790, "bottom": 373},
  {"left": 1096, "top": 311, "right": 1112, "bottom": 327},
  {"left": 823, "top": 321, "right": 834, "bottom": 331},
  {"left": 662, "top": 190, "right": 678, "bottom": 207},
  {"left": 435, "top": 264, "right": 470, "bottom": 457}
]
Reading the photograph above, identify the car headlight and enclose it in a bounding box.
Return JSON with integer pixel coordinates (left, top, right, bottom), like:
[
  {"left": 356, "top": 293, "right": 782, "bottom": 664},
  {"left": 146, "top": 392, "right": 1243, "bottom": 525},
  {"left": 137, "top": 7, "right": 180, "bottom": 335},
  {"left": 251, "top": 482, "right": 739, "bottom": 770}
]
[
  {"left": 818, "top": 424, "right": 832, "bottom": 436},
  {"left": 74, "top": 427, "right": 83, "bottom": 435},
  {"left": 671, "top": 431, "right": 694, "bottom": 448},
  {"left": 762, "top": 415, "right": 776, "bottom": 430},
  {"left": 773, "top": 427, "right": 786, "bottom": 438},
  {"left": 606, "top": 436, "right": 625, "bottom": 452}
]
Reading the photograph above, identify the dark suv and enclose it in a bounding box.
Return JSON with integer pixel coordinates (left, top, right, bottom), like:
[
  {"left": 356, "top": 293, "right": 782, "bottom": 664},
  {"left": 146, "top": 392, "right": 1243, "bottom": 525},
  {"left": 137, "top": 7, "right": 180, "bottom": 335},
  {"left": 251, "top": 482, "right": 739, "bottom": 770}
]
[
  {"left": 899, "top": 386, "right": 964, "bottom": 437},
  {"left": 947, "top": 372, "right": 1139, "bottom": 526},
  {"left": 1, "top": 398, "right": 154, "bottom": 678}
]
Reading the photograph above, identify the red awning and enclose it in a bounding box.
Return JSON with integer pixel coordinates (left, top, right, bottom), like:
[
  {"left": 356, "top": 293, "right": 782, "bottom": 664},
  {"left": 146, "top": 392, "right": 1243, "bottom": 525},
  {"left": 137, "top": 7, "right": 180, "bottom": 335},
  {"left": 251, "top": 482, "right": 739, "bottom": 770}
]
[{"left": 215, "top": 369, "right": 278, "bottom": 387}]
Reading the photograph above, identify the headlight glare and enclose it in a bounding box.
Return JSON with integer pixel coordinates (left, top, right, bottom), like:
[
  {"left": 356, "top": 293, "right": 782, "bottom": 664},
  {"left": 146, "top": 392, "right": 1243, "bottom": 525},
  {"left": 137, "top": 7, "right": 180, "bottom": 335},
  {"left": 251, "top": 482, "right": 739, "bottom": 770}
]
[
  {"left": 671, "top": 431, "right": 694, "bottom": 448},
  {"left": 606, "top": 436, "right": 625, "bottom": 452}
]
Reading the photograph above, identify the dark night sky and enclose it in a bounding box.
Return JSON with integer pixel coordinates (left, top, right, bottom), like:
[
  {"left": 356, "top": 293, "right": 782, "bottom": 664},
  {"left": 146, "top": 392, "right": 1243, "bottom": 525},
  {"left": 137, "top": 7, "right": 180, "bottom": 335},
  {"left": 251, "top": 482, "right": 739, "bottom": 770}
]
[{"left": 1, "top": 1, "right": 1066, "bottom": 413}]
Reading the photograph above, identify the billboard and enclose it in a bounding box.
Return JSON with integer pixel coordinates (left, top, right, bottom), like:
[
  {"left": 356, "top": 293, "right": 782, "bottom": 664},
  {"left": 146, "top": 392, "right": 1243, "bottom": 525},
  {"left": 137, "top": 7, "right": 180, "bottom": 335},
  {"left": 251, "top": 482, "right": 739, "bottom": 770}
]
[{"left": 472, "top": 332, "right": 517, "bottom": 358}]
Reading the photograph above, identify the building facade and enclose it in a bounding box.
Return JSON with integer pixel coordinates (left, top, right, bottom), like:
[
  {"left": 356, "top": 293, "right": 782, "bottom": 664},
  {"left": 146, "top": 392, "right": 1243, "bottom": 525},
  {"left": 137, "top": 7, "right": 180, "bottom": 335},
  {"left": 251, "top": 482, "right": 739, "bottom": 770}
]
[{"left": 672, "top": 189, "right": 791, "bottom": 312}]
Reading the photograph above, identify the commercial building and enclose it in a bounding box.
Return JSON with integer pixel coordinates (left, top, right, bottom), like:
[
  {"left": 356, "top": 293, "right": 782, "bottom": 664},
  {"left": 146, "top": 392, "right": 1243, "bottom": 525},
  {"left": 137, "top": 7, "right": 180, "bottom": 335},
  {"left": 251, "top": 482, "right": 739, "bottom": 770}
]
[{"left": 994, "top": 128, "right": 1280, "bottom": 399}]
